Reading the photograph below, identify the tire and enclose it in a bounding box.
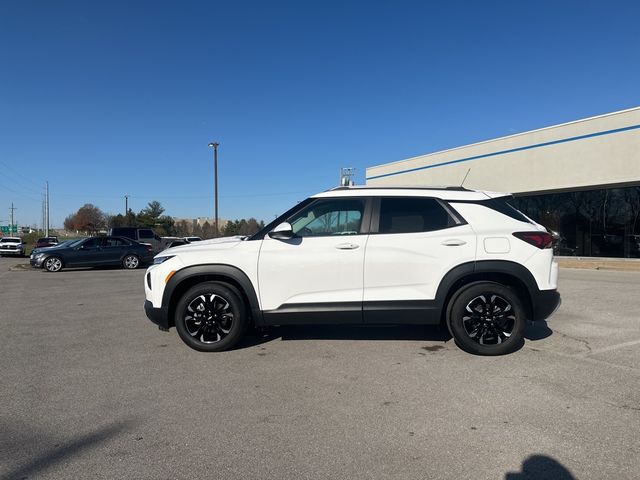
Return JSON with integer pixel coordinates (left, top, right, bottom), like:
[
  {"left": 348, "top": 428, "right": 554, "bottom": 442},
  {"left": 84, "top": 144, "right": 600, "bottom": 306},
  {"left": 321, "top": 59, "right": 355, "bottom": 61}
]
[
  {"left": 122, "top": 254, "right": 140, "bottom": 270},
  {"left": 43, "top": 256, "right": 63, "bottom": 272},
  {"left": 174, "top": 282, "right": 248, "bottom": 352},
  {"left": 448, "top": 282, "right": 526, "bottom": 356}
]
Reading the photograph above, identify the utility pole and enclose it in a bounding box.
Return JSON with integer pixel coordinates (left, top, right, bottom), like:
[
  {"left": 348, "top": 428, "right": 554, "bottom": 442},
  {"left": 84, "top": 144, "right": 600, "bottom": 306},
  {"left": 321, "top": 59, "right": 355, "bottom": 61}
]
[
  {"left": 208, "top": 142, "right": 220, "bottom": 237},
  {"left": 125, "top": 195, "right": 130, "bottom": 216},
  {"left": 10, "top": 202, "right": 16, "bottom": 230},
  {"left": 45, "top": 181, "right": 50, "bottom": 237}
]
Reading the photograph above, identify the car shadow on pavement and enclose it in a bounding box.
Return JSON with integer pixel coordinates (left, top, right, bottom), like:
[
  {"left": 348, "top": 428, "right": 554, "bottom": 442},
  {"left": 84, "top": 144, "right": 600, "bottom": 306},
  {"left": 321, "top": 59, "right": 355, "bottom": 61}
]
[
  {"left": 505, "top": 454, "right": 577, "bottom": 479},
  {"left": 237, "top": 324, "right": 452, "bottom": 348},
  {"left": 523, "top": 320, "right": 553, "bottom": 341},
  {"left": 237, "top": 322, "right": 552, "bottom": 352}
]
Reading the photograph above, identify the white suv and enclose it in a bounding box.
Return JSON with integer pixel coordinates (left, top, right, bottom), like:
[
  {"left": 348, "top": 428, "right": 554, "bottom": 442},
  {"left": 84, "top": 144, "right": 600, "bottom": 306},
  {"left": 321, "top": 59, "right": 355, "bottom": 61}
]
[
  {"left": 143, "top": 187, "right": 560, "bottom": 355},
  {"left": 0, "top": 237, "right": 25, "bottom": 257}
]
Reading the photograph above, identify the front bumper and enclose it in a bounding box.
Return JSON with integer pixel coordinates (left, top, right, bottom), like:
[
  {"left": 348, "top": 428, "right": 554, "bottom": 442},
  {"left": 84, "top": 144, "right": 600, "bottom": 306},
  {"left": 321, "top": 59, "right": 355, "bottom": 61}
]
[
  {"left": 0, "top": 249, "right": 24, "bottom": 256},
  {"left": 532, "top": 289, "right": 561, "bottom": 321},
  {"left": 30, "top": 256, "right": 45, "bottom": 268},
  {"left": 144, "top": 300, "right": 171, "bottom": 330}
]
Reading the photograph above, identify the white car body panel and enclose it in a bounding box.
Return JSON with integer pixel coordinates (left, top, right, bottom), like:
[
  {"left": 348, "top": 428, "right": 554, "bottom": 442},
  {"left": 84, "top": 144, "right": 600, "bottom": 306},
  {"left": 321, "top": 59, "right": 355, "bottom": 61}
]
[
  {"left": 450, "top": 202, "right": 556, "bottom": 290},
  {"left": 363, "top": 224, "right": 476, "bottom": 301},
  {"left": 146, "top": 238, "right": 262, "bottom": 309},
  {"left": 257, "top": 234, "right": 366, "bottom": 310}
]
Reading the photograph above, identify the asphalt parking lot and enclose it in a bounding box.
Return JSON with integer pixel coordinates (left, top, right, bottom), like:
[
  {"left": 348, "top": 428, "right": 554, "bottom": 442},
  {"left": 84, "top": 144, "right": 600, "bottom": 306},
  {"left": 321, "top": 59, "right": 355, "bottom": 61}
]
[{"left": 1, "top": 256, "right": 639, "bottom": 480}]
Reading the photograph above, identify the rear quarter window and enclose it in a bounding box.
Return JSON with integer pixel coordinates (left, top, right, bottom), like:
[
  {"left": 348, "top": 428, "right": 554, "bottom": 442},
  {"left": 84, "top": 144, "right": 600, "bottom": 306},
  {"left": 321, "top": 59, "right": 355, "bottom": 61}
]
[{"left": 484, "top": 197, "right": 533, "bottom": 224}]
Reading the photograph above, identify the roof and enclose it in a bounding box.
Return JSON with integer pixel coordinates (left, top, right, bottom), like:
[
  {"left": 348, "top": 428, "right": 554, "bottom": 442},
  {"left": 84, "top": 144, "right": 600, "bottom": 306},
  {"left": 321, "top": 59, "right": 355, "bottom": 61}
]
[{"left": 313, "top": 185, "right": 509, "bottom": 201}]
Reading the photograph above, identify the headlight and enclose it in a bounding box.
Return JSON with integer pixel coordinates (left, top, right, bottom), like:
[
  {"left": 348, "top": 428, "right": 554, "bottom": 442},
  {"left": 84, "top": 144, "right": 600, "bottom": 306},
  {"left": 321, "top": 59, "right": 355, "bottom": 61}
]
[{"left": 153, "top": 255, "right": 174, "bottom": 265}]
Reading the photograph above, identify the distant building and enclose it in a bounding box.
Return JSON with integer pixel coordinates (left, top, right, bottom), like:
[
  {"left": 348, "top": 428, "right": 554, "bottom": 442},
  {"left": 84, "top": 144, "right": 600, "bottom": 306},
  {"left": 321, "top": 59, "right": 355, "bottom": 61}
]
[{"left": 366, "top": 107, "right": 640, "bottom": 258}]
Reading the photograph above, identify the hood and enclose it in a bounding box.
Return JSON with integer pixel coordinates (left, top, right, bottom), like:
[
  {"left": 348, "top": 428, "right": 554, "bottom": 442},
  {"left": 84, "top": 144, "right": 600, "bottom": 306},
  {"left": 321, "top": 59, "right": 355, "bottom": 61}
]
[{"left": 31, "top": 244, "right": 66, "bottom": 255}]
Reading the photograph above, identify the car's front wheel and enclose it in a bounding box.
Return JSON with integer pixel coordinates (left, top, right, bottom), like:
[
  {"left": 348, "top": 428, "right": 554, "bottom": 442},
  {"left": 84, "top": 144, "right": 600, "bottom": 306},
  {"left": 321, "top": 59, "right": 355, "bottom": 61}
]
[
  {"left": 448, "top": 282, "right": 526, "bottom": 355},
  {"left": 174, "top": 282, "right": 248, "bottom": 352},
  {"left": 122, "top": 254, "right": 140, "bottom": 269},
  {"left": 43, "top": 256, "right": 63, "bottom": 272}
]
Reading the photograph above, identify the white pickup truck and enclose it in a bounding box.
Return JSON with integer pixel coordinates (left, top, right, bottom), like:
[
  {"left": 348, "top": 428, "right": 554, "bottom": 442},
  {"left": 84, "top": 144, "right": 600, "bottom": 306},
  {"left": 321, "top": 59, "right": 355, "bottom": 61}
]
[{"left": 0, "top": 237, "right": 25, "bottom": 257}]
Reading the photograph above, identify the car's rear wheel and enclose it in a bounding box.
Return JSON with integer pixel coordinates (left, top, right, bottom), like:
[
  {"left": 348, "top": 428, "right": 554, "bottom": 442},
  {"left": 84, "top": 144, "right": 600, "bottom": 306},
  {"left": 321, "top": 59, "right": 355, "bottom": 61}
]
[
  {"left": 123, "top": 254, "right": 140, "bottom": 269},
  {"left": 448, "top": 282, "right": 526, "bottom": 355},
  {"left": 175, "top": 282, "right": 248, "bottom": 352},
  {"left": 44, "top": 256, "right": 63, "bottom": 272}
]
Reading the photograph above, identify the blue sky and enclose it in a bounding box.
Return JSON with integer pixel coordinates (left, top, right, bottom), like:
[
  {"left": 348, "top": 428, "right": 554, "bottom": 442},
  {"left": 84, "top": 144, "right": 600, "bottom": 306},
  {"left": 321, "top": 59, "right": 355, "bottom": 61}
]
[{"left": 1, "top": 0, "right": 639, "bottom": 228}]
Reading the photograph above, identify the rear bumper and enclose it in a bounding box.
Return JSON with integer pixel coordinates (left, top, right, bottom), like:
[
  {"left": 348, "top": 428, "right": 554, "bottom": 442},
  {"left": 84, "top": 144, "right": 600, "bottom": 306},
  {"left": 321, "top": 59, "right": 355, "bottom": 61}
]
[
  {"left": 144, "top": 300, "right": 170, "bottom": 329},
  {"left": 532, "top": 289, "right": 561, "bottom": 321}
]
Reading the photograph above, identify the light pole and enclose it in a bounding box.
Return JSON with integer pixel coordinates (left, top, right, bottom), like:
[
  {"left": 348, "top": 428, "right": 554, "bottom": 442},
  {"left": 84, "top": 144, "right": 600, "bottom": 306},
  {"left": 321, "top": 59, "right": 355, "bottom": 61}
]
[{"left": 208, "top": 142, "right": 220, "bottom": 237}]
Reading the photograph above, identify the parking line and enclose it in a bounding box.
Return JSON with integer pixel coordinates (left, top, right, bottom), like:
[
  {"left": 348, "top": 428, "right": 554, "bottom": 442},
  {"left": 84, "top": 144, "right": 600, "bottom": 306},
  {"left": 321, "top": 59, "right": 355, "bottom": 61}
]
[
  {"left": 574, "top": 338, "right": 640, "bottom": 358},
  {"left": 525, "top": 346, "right": 640, "bottom": 375}
]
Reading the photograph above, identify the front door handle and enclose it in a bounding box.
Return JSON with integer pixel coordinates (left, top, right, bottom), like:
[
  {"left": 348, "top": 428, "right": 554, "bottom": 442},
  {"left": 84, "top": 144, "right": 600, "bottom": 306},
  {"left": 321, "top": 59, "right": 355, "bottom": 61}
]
[
  {"left": 335, "top": 243, "right": 360, "bottom": 250},
  {"left": 441, "top": 239, "right": 467, "bottom": 246}
]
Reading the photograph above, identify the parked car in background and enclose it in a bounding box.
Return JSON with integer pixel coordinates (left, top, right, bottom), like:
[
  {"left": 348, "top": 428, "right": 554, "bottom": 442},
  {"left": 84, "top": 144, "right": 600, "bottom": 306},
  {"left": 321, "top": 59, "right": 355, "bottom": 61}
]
[
  {"left": 34, "top": 236, "right": 59, "bottom": 249},
  {"left": 31, "top": 236, "right": 154, "bottom": 272},
  {"left": 167, "top": 239, "right": 188, "bottom": 248},
  {"left": 0, "top": 237, "right": 25, "bottom": 256},
  {"left": 165, "top": 236, "right": 203, "bottom": 249},
  {"left": 108, "top": 228, "right": 173, "bottom": 253},
  {"left": 30, "top": 239, "right": 77, "bottom": 258}
]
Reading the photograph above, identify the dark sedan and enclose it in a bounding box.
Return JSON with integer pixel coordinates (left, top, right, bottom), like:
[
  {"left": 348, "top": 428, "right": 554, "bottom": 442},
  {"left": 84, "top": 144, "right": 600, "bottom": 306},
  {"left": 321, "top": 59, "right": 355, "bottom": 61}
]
[{"left": 30, "top": 236, "right": 154, "bottom": 272}]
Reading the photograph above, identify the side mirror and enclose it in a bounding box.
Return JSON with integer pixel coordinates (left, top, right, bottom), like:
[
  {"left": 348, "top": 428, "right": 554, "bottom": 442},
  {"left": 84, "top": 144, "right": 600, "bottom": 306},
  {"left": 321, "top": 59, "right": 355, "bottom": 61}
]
[{"left": 268, "top": 222, "right": 294, "bottom": 240}]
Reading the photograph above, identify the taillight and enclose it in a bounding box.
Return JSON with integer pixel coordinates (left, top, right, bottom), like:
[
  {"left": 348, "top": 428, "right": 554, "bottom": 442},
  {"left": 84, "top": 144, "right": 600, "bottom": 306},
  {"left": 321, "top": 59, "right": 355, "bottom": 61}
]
[{"left": 513, "top": 231, "right": 553, "bottom": 249}]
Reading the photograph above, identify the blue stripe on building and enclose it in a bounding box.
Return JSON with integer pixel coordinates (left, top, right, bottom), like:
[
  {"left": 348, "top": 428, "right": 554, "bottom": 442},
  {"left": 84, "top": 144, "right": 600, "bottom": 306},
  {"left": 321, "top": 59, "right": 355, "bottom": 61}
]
[{"left": 366, "top": 124, "right": 640, "bottom": 181}]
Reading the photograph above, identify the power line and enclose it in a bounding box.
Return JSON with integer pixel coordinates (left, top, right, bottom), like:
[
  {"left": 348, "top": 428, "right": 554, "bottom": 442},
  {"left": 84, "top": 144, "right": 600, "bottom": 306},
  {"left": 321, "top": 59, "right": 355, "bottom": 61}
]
[
  {"left": 0, "top": 181, "right": 42, "bottom": 203},
  {"left": 0, "top": 160, "right": 44, "bottom": 192}
]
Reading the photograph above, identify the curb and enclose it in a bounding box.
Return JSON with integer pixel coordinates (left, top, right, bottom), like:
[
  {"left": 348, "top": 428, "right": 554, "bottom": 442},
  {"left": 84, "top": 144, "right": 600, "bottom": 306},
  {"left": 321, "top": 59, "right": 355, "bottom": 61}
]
[
  {"left": 557, "top": 256, "right": 640, "bottom": 272},
  {"left": 9, "top": 263, "right": 32, "bottom": 272}
]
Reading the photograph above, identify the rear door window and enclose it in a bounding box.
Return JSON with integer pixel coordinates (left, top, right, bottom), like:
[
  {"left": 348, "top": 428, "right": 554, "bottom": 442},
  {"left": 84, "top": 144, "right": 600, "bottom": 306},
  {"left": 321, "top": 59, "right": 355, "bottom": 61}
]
[
  {"left": 378, "top": 197, "right": 457, "bottom": 234},
  {"left": 104, "top": 237, "right": 127, "bottom": 247}
]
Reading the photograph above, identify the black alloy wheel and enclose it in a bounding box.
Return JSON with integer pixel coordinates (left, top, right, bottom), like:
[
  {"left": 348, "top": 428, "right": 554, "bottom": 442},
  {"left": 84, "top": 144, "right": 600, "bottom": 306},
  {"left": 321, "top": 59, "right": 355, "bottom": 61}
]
[
  {"left": 175, "top": 282, "right": 248, "bottom": 352},
  {"left": 449, "top": 282, "right": 525, "bottom": 355},
  {"left": 462, "top": 294, "right": 515, "bottom": 345}
]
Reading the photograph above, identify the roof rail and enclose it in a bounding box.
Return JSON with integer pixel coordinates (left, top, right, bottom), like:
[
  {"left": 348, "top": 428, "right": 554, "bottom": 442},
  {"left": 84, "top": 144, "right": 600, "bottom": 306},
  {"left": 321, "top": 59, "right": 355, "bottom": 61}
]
[{"left": 327, "top": 185, "right": 470, "bottom": 192}]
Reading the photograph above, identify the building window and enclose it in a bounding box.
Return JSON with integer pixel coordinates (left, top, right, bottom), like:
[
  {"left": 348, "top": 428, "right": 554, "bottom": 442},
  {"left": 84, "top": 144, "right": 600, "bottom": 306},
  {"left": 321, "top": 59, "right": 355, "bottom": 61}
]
[{"left": 511, "top": 186, "right": 640, "bottom": 258}]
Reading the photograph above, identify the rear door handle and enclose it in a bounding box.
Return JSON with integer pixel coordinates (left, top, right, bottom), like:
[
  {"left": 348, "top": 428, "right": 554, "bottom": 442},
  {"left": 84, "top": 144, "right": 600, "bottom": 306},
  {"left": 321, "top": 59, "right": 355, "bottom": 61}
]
[
  {"left": 441, "top": 239, "right": 467, "bottom": 246},
  {"left": 335, "top": 243, "right": 360, "bottom": 250}
]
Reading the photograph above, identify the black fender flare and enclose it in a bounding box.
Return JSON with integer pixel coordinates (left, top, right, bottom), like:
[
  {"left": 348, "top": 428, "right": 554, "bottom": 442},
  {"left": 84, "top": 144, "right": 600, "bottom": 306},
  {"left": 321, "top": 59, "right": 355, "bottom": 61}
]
[
  {"left": 162, "top": 264, "right": 262, "bottom": 326},
  {"left": 435, "top": 260, "right": 539, "bottom": 324}
]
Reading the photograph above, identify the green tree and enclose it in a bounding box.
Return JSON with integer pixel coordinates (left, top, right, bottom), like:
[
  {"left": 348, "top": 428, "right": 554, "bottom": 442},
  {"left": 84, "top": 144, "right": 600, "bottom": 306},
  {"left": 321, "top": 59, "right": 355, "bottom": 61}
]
[
  {"left": 201, "top": 221, "right": 214, "bottom": 239},
  {"left": 222, "top": 218, "right": 264, "bottom": 236},
  {"left": 135, "top": 201, "right": 175, "bottom": 235}
]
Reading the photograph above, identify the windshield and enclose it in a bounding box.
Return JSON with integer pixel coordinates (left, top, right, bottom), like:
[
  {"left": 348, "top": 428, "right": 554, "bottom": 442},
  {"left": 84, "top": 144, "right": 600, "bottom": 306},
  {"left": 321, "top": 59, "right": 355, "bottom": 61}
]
[{"left": 0, "top": 238, "right": 21, "bottom": 243}]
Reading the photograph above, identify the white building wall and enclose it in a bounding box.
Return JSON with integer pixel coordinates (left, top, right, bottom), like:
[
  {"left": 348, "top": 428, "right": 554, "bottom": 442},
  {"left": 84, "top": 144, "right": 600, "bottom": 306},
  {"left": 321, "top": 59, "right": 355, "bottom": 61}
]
[{"left": 366, "top": 107, "right": 640, "bottom": 194}]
